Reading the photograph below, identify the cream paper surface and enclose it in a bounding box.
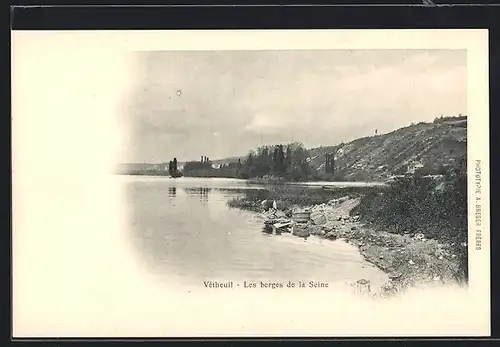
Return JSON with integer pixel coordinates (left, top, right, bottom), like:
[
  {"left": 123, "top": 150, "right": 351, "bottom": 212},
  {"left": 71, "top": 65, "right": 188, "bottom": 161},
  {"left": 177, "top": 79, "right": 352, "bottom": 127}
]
[{"left": 11, "top": 29, "right": 490, "bottom": 337}]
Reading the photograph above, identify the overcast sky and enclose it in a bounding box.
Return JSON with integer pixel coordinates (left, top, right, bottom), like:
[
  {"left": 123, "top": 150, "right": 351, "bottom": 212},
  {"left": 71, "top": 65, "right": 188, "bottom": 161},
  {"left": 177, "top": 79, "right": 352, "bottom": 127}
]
[{"left": 123, "top": 49, "right": 466, "bottom": 163}]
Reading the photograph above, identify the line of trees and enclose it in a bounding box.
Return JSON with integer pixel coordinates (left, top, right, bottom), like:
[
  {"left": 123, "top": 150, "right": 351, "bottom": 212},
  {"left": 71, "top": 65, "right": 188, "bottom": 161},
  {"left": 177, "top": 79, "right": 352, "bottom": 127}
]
[
  {"left": 180, "top": 143, "right": 338, "bottom": 181},
  {"left": 239, "top": 142, "right": 313, "bottom": 181},
  {"left": 180, "top": 143, "right": 312, "bottom": 180},
  {"left": 183, "top": 156, "right": 214, "bottom": 177},
  {"left": 433, "top": 114, "right": 467, "bottom": 124}
]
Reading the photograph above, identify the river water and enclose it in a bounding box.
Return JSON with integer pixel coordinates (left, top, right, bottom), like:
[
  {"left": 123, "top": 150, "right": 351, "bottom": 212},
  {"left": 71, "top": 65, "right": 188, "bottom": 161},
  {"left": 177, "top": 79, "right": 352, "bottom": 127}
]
[
  {"left": 124, "top": 176, "right": 388, "bottom": 289},
  {"left": 13, "top": 174, "right": 478, "bottom": 337}
]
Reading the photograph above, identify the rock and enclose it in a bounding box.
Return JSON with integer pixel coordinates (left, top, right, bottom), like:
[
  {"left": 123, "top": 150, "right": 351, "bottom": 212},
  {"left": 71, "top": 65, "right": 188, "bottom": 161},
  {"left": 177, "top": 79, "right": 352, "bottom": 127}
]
[
  {"left": 379, "top": 280, "right": 397, "bottom": 295},
  {"left": 261, "top": 200, "right": 274, "bottom": 210},
  {"left": 337, "top": 216, "right": 342, "bottom": 221},
  {"left": 308, "top": 225, "right": 323, "bottom": 236},
  {"left": 325, "top": 221, "right": 335, "bottom": 229},
  {"left": 292, "top": 224, "right": 310, "bottom": 238},
  {"left": 338, "top": 196, "right": 350, "bottom": 203},
  {"left": 262, "top": 224, "right": 273, "bottom": 234},
  {"left": 379, "top": 255, "right": 384, "bottom": 259},
  {"left": 438, "top": 256, "right": 443, "bottom": 260},
  {"left": 389, "top": 272, "right": 402, "bottom": 280},
  {"left": 352, "top": 279, "right": 371, "bottom": 295},
  {"left": 310, "top": 211, "right": 327, "bottom": 225},
  {"left": 275, "top": 210, "right": 286, "bottom": 218},
  {"left": 433, "top": 276, "right": 441, "bottom": 281},
  {"left": 351, "top": 226, "right": 357, "bottom": 231},
  {"left": 276, "top": 200, "right": 286, "bottom": 210},
  {"left": 325, "top": 232, "right": 337, "bottom": 240},
  {"left": 408, "top": 260, "right": 415, "bottom": 265},
  {"left": 353, "top": 215, "right": 360, "bottom": 221}
]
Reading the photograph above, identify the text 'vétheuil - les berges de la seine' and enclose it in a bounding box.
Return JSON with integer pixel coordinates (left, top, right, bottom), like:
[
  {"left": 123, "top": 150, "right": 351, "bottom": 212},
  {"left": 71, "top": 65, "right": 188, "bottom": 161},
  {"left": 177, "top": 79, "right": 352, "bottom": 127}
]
[{"left": 203, "top": 280, "right": 329, "bottom": 289}]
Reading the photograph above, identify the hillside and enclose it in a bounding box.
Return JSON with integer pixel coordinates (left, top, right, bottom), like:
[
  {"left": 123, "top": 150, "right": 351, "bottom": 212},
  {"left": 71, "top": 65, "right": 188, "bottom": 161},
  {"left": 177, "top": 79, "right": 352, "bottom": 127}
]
[
  {"left": 117, "top": 116, "right": 467, "bottom": 181},
  {"left": 307, "top": 116, "right": 467, "bottom": 181},
  {"left": 212, "top": 116, "right": 467, "bottom": 181}
]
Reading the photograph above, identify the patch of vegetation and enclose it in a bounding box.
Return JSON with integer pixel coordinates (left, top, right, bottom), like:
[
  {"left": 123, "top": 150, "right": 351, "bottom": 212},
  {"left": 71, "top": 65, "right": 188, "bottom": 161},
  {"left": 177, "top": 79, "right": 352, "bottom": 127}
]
[
  {"left": 352, "top": 170, "right": 468, "bottom": 282},
  {"left": 227, "top": 185, "right": 385, "bottom": 212}
]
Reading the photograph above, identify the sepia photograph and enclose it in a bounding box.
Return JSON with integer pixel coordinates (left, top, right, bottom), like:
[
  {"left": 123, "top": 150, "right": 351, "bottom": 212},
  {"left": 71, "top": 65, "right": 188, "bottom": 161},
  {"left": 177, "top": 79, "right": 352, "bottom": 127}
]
[
  {"left": 118, "top": 49, "right": 468, "bottom": 291},
  {"left": 12, "top": 30, "right": 490, "bottom": 337}
]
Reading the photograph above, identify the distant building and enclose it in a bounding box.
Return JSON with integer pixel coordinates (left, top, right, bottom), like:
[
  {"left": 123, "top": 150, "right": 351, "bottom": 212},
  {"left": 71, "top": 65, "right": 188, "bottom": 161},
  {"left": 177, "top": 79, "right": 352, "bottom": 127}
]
[
  {"left": 213, "top": 162, "right": 229, "bottom": 169},
  {"left": 407, "top": 160, "right": 424, "bottom": 174}
]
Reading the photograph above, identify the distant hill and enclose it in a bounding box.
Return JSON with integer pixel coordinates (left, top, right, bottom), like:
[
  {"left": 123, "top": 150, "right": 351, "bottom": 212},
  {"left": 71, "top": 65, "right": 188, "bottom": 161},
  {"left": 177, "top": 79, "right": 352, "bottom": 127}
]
[
  {"left": 118, "top": 116, "right": 467, "bottom": 181},
  {"left": 116, "top": 162, "right": 187, "bottom": 172},
  {"left": 116, "top": 163, "right": 160, "bottom": 172},
  {"left": 307, "top": 116, "right": 467, "bottom": 181},
  {"left": 210, "top": 156, "right": 243, "bottom": 165},
  {"left": 212, "top": 116, "right": 467, "bottom": 181}
]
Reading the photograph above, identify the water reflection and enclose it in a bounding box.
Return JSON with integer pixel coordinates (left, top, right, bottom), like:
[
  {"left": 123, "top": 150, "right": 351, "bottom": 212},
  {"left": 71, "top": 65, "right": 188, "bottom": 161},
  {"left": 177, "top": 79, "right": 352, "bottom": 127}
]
[
  {"left": 126, "top": 176, "right": 389, "bottom": 288},
  {"left": 183, "top": 187, "right": 211, "bottom": 204}
]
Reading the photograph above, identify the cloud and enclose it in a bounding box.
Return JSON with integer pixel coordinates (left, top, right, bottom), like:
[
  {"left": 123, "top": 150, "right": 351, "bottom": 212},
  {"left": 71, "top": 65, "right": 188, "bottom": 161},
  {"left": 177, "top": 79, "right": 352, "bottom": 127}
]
[{"left": 124, "top": 50, "right": 466, "bottom": 162}]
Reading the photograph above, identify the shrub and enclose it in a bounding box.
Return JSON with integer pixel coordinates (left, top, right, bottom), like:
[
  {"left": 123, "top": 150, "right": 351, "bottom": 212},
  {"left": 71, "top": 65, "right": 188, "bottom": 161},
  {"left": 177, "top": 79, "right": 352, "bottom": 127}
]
[{"left": 355, "top": 172, "right": 468, "bottom": 281}]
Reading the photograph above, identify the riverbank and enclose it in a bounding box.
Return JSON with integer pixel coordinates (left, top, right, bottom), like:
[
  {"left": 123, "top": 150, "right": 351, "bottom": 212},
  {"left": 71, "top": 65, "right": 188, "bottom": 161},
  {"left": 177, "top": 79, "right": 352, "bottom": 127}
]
[
  {"left": 307, "top": 198, "right": 466, "bottom": 297},
  {"left": 227, "top": 185, "right": 385, "bottom": 212},
  {"left": 228, "top": 188, "right": 467, "bottom": 298}
]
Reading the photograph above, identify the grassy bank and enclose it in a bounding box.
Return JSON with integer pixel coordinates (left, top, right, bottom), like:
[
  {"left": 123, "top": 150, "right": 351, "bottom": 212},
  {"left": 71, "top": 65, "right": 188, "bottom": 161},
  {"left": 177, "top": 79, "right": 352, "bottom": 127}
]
[
  {"left": 227, "top": 185, "right": 385, "bottom": 212},
  {"left": 351, "top": 172, "right": 468, "bottom": 283}
]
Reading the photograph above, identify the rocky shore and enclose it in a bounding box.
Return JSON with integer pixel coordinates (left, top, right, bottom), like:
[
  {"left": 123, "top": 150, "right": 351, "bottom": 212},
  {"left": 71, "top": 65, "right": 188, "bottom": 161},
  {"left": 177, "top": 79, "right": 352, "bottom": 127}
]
[{"left": 258, "top": 196, "right": 466, "bottom": 298}]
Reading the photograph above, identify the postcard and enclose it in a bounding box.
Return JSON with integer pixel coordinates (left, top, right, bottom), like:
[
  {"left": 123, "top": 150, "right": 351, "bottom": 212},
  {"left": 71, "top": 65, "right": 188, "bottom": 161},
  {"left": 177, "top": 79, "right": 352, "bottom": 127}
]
[{"left": 11, "top": 29, "right": 490, "bottom": 337}]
